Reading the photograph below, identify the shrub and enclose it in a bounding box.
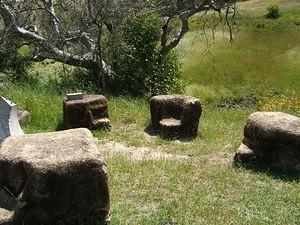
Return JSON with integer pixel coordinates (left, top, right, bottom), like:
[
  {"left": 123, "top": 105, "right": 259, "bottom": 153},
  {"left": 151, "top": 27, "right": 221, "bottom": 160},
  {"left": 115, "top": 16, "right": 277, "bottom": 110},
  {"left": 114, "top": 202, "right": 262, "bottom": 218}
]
[
  {"left": 265, "top": 5, "right": 280, "bottom": 19},
  {"left": 107, "top": 11, "right": 184, "bottom": 96},
  {"left": 147, "top": 51, "right": 184, "bottom": 95},
  {"left": 46, "top": 68, "right": 99, "bottom": 94}
]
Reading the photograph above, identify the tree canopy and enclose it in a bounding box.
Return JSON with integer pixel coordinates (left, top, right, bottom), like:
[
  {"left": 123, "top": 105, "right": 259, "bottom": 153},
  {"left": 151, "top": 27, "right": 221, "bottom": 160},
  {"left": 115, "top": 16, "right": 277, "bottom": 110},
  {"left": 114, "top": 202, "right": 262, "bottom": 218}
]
[{"left": 0, "top": 0, "right": 236, "bottom": 93}]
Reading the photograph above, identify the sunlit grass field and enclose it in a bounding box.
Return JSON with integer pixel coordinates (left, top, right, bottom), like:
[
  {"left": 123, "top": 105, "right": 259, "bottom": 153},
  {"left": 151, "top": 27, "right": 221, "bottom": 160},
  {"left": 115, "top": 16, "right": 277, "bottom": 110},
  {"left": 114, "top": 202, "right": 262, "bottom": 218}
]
[
  {"left": 181, "top": 0, "right": 300, "bottom": 105},
  {"left": 2, "top": 85, "right": 299, "bottom": 225},
  {"left": 1, "top": 0, "right": 300, "bottom": 224}
]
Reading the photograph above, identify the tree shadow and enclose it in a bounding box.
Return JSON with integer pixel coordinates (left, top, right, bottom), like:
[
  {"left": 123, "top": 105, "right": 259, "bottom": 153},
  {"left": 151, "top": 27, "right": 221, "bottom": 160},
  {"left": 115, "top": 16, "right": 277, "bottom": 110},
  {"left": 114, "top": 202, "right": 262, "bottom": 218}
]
[{"left": 233, "top": 161, "right": 300, "bottom": 182}]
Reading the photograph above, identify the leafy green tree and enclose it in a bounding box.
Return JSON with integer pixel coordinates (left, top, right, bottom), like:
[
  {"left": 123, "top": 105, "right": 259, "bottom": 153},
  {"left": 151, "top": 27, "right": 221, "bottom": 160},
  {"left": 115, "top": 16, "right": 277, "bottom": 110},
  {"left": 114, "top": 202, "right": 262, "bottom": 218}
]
[
  {"left": 0, "top": 48, "right": 31, "bottom": 82},
  {"left": 0, "top": 0, "right": 236, "bottom": 94}
]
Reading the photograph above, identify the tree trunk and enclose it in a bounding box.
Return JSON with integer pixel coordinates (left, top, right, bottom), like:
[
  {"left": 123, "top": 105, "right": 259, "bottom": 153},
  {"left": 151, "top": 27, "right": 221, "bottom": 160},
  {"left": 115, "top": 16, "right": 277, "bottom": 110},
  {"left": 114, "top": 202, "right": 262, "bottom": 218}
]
[{"left": 96, "top": 23, "right": 106, "bottom": 93}]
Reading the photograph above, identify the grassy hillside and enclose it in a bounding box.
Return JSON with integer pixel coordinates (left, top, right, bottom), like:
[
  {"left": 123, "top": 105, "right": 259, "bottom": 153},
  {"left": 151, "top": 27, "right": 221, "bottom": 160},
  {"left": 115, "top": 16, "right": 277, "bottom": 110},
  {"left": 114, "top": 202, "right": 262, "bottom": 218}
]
[
  {"left": 1, "top": 1, "right": 300, "bottom": 225},
  {"left": 182, "top": 0, "right": 300, "bottom": 106}
]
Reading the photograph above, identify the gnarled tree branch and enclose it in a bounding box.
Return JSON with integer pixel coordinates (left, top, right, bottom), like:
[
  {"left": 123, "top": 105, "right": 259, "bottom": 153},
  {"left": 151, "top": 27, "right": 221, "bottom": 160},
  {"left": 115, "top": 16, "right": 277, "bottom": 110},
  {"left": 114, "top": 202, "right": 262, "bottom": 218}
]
[
  {"left": 159, "top": 0, "right": 236, "bottom": 55},
  {"left": 0, "top": 1, "right": 111, "bottom": 73}
]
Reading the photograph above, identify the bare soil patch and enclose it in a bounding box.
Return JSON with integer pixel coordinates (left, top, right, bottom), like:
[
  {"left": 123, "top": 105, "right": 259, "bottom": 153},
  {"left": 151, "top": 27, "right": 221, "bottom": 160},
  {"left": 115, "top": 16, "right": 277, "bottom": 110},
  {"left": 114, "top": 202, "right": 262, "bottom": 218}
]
[
  {"left": 98, "top": 141, "right": 232, "bottom": 166},
  {"left": 100, "top": 141, "right": 191, "bottom": 162}
]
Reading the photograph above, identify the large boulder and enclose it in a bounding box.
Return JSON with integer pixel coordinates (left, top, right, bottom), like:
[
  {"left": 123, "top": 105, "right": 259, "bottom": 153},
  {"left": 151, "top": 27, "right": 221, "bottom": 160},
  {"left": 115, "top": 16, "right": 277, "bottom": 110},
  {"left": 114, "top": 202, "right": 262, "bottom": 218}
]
[
  {"left": 0, "top": 209, "right": 13, "bottom": 225},
  {"left": 63, "top": 95, "right": 110, "bottom": 130},
  {"left": 150, "top": 95, "right": 202, "bottom": 138},
  {"left": 234, "top": 112, "right": 300, "bottom": 170},
  {"left": 0, "top": 128, "right": 110, "bottom": 225}
]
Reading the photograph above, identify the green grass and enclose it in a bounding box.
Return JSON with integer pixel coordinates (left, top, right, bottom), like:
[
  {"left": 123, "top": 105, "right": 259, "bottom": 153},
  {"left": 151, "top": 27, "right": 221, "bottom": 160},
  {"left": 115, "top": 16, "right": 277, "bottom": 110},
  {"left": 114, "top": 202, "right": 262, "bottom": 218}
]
[
  {"left": 0, "top": 84, "right": 63, "bottom": 133},
  {"left": 108, "top": 158, "right": 300, "bottom": 225},
  {"left": 1, "top": 1, "right": 300, "bottom": 224},
  {"left": 1, "top": 84, "right": 299, "bottom": 225},
  {"left": 181, "top": 0, "right": 300, "bottom": 104}
]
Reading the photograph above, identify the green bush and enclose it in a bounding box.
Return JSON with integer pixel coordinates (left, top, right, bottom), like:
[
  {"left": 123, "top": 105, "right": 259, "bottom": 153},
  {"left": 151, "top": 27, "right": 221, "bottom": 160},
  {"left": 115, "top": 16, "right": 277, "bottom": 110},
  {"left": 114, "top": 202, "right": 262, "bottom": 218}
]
[
  {"left": 46, "top": 67, "right": 99, "bottom": 94},
  {"left": 0, "top": 48, "right": 32, "bottom": 83},
  {"left": 265, "top": 5, "right": 280, "bottom": 19},
  {"left": 147, "top": 51, "right": 184, "bottom": 95},
  {"left": 107, "top": 11, "right": 184, "bottom": 96}
]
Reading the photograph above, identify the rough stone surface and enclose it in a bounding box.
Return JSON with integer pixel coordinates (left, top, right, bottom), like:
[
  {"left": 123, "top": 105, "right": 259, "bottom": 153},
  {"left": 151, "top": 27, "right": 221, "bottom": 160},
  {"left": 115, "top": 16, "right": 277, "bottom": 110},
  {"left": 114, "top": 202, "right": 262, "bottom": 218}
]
[
  {"left": 63, "top": 95, "right": 110, "bottom": 130},
  {"left": 235, "top": 112, "right": 300, "bottom": 169},
  {"left": 159, "top": 118, "right": 181, "bottom": 138},
  {"left": 16, "top": 108, "right": 30, "bottom": 126},
  {"left": 0, "top": 186, "right": 16, "bottom": 211},
  {"left": 150, "top": 95, "right": 202, "bottom": 137},
  {"left": 0, "top": 128, "right": 110, "bottom": 225},
  {"left": 0, "top": 208, "right": 13, "bottom": 225},
  {"left": 66, "top": 92, "right": 83, "bottom": 101}
]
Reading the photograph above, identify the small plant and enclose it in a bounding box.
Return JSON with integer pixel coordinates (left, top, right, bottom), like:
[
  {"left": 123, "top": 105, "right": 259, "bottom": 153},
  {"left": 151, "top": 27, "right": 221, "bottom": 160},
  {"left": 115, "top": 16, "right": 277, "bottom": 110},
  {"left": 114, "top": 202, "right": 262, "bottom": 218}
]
[{"left": 265, "top": 5, "right": 280, "bottom": 19}]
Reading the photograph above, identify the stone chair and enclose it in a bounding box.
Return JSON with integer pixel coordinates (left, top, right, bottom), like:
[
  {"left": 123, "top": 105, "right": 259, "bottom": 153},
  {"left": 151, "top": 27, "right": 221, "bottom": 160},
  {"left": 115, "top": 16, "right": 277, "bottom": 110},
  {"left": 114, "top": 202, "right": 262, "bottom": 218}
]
[
  {"left": 150, "top": 95, "right": 202, "bottom": 138},
  {"left": 63, "top": 94, "right": 110, "bottom": 130}
]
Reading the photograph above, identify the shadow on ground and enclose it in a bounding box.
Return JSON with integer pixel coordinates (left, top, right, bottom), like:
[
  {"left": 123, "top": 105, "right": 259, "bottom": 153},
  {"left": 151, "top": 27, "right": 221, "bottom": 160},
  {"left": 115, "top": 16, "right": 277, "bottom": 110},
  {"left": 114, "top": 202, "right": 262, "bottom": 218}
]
[
  {"left": 56, "top": 121, "right": 64, "bottom": 131},
  {"left": 233, "top": 161, "right": 300, "bottom": 182},
  {"left": 144, "top": 123, "right": 197, "bottom": 142}
]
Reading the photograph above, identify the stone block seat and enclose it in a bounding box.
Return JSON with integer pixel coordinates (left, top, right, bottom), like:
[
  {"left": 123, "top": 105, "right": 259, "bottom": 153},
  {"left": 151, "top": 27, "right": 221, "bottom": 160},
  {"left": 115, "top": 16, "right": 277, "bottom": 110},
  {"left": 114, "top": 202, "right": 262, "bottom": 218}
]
[
  {"left": 150, "top": 95, "right": 202, "bottom": 138},
  {"left": 0, "top": 128, "right": 110, "bottom": 225},
  {"left": 234, "top": 112, "right": 300, "bottom": 170},
  {"left": 63, "top": 94, "right": 110, "bottom": 130}
]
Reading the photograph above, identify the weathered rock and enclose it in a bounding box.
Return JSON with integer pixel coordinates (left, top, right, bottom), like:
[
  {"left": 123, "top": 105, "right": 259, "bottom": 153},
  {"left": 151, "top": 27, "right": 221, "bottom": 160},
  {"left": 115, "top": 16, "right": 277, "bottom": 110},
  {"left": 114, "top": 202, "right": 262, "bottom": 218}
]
[
  {"left": 0, "top": 185, "right": 15, "bottom": 225},
  {"left": 63, "top": 95, "right": 110, "bottom": 130},
  {"left": 0, "top": 208, "right": 13, "bottom": 225},
  {"left": 66, "top": 92, "right": 83, "bottom": 101},
  {"left": 16, "top": 108, "right": 30, "bottom": 126},
  {"left": 150, "top": 95, "right": 202, "bottom": 137},
  {"left": 235, "top": 112, "right": 300, "bottom": 170},
  {"left": 0, "top": 97, "right": 23, "bottom": 142},
  {"left": 0, "top": 186, "right": 17, "bottom": 211},
  {"left": 0, "top": 128, "right": 110, "bottom": 225},
  {"left": 159, "top": 118, "right": 181, "bottom": 138}
]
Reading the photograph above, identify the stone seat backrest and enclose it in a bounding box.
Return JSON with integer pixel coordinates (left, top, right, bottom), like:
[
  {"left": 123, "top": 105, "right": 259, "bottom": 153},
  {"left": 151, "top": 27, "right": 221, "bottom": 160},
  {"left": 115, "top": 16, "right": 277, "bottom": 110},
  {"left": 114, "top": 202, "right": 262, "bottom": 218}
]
[{"left": 160, "top": 97, "right": 185, "bottom": 121}]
